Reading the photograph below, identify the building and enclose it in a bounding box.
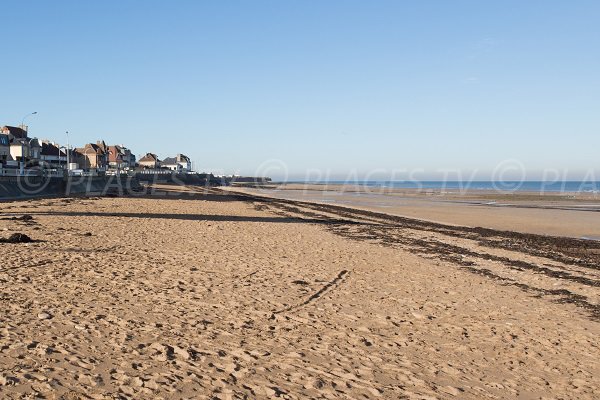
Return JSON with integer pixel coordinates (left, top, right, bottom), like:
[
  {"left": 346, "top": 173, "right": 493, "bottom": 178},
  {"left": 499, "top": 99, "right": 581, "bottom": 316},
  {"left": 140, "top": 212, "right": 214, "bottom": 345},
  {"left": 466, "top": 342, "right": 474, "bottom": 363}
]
[
  {"left": 161, "top": 154, "right": 192, "bottom": 172},
  {"left": 1, "top": 126, "right": 40, "bottom": 168},
  {"left": 9, "top": 137, "right": 41, "bottom": 167},
  {"left": 107, "top": 145, "right": 123, "bottom": 169},
  {"left": 161, "top": 157, "right": 180, "bottom": 171},
  {"left": 0, "top": 132, "right": 10, "bottom": 164},
  {"left": 176, "top": 154, "right": 192, "bottom": 171},
  {"left": 74, "top": 141, "right": 108, "bottom": 171},
  {"left": 1, "top": 126, "right": 28, "bottom": 140},
  {"left": 138, "top": 153, "right": 161, "bottom": 169},
  {"left": 40, "top": 141, "right": 67, "bottom": 169},
  {"left": 108, "top": 145, "right": 135, "bottom": 169},
  {"left": 121, "top": 146, "right": 136, "bottom": 168}
]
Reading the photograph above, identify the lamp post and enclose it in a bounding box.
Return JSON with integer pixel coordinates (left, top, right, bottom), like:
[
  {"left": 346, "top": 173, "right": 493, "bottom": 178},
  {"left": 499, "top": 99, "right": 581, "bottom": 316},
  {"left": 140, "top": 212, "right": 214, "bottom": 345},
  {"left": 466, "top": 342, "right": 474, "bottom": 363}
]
[
  {"left": 65, "top": 131, "right": 70, "bottom": 175},
  {"left": 19, "top": 112, "right": 37, "bottom": 175},
  {"left": 21, "top": 111, "right": 37, "bottom": 131}
]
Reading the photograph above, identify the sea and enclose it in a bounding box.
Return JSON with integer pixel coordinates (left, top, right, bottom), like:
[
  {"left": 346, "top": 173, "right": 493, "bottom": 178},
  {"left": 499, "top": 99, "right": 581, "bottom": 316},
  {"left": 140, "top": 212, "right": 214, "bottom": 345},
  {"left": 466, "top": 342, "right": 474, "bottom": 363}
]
[{"left": 286, "top": 181, "right": 600, "bottom": 193}]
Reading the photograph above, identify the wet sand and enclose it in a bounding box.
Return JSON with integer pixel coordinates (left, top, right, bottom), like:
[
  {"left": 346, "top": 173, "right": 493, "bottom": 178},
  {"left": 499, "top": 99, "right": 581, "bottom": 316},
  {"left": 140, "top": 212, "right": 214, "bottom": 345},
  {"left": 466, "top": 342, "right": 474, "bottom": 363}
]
[
  {"left": 231, "top": 184, "right": 600, "bottom": 239},
  {"left": 0, "top": 185, "right": 599, "bottom": 399}
]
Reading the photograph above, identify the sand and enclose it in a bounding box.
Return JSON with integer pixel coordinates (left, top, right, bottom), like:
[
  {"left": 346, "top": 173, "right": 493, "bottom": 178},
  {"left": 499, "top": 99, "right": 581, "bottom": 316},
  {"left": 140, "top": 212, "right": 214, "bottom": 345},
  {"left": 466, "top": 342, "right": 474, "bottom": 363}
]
[
  {"left": 0, "top": 186, "right": 599, "bottom": 399},
  {"left": 231, "top": 184, "right": 600, "bottom": 239}
]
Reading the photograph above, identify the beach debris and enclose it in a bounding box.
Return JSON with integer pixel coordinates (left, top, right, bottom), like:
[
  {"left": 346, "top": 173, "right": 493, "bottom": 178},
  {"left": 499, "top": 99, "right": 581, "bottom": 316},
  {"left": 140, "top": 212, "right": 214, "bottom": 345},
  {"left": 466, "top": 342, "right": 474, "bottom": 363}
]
[
  {"left": 361, "top": 338, "right": 373, "bottom": 347},
  {"left": 37, "top": 312, "right": 53, "bottom": 320},
  {"left": 0, "top": 233, "right": 33, "bottom": 243},
  {"left": 149, "top": 342, "right": 176, "bottom": 361},
  {"left": 264, "top": 386, "right": 287, "bottom": 397},
  {"left": 0, "top": 214, "right": 35, "bottom": 223},
  {"left": 0, "top": 375, "right": 19, "bottom": 386}
]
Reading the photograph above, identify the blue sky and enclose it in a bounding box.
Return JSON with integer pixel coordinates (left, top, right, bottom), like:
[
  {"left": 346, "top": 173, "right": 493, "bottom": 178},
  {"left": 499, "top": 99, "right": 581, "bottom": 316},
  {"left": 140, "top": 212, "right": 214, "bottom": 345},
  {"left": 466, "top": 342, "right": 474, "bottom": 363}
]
[{"left": 1, "top": 0, "right": 598, "bottom": 180}]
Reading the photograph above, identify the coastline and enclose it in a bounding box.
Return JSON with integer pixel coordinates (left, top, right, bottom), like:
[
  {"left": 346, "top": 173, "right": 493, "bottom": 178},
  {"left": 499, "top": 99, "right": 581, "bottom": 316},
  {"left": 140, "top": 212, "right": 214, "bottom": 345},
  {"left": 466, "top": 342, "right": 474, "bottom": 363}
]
[{"left": 228, "top": 183, "right": 600, "bottom": 239}]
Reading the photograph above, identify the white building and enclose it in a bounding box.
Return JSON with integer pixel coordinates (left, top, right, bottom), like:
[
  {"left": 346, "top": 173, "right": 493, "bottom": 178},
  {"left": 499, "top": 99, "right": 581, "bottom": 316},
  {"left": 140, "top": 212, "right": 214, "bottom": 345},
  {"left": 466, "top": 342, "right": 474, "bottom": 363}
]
[{"left": 161, "top": 154, "right": 192, "bottom": 172}]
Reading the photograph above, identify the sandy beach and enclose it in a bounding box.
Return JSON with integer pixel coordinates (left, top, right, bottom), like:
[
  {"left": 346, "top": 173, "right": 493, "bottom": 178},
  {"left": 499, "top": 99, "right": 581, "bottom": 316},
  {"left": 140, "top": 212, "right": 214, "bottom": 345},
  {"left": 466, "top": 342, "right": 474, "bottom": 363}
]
[
  {"left": 1, "top": 185, "right": 599, "bottom": 399},
  {"left": 232, "top": 183, "right": 600, "bottom": 239}
]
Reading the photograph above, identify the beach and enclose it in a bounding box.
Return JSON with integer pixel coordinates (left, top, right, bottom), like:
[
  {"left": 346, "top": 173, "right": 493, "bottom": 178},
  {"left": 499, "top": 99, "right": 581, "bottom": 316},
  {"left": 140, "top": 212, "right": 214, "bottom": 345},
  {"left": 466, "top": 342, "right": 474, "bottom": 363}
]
[
  {"left": 232, "top": 183, "right": 600, "bottom": 239},
  {"left": 1, "top": 185, "right": 599, "bottom": 399}
]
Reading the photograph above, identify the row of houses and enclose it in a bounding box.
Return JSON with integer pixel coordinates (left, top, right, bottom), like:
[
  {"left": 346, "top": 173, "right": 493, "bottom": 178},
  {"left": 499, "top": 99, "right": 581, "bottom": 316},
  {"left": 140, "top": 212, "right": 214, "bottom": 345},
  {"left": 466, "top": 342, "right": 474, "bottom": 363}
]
[
  {"left": 0, "top": 125, "right": 193, "bottom": 175},
  {"left": 138, "top": 153, "right": 192, "bottom": 171},
  {"left": 0, "top": 126, "right": 42, "bottom": 170},
  {"left": 73, "top": 141, "right": 136, "bottom": 171}
]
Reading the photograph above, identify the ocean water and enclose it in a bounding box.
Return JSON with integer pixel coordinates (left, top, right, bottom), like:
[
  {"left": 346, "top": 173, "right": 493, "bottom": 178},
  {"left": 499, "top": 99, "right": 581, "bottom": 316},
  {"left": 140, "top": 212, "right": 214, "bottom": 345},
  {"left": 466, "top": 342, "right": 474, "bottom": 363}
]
[{"left": 287, "top": 181, "right": 600, "bottom": 193}]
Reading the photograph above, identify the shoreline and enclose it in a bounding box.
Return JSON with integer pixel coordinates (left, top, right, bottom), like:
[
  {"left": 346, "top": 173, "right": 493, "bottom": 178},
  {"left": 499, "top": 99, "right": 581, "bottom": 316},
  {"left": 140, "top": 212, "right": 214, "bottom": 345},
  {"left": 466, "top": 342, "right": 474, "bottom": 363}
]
[
  {"left": 238, "top": 182, "right": 600, "bottom": 199},
  {"left": 267, "top": 181, "right": 600, "bottom": 194},
  {"left": 228, "top": 184, "right": 600, "bottom": 239}
]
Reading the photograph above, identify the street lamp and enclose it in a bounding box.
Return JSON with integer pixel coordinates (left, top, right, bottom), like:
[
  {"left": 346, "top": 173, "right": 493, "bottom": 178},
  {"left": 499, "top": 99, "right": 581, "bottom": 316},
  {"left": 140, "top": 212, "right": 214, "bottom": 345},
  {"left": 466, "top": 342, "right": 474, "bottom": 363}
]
[
  {"left": 65, "top": 131, "right": 71, "bottom": 175},
  {"left": 21, "top": 111, "right": 37, "bottom": 131},
  {"left": 19, "top": 112, "right": 37, "bottom": 175}
]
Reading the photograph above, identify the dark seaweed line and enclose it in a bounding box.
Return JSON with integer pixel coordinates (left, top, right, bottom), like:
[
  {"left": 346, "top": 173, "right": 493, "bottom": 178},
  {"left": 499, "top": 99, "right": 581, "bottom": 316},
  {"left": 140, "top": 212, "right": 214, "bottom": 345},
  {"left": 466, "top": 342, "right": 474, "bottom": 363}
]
[
  {"left": 337, "top": 224, "right": 600, "bottom": 288},
  {"left": 328, "top": 224, "right": 600, "bottom": 321},
  {"left": 239, "top": 193, "right": 600, "bottom": 271},
  {"left": 251, "top": 196, "right": 600, "bottom": 289},
  {"left": 460, "top": 266, "right": 600, "bottom": 321},
  {"left": 292, "top": 201, "right": 600, "bottom": 269},
  {"left": 241, "top": 195, "right": 600, "bottom": 320}
]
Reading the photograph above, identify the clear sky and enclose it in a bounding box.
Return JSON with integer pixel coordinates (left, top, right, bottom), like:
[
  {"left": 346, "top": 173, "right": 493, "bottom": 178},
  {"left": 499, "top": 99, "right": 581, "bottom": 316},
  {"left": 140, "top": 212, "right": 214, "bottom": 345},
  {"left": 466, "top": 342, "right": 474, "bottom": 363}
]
[{"left": 1, "top": 1, "right": 598, "bottom": 180}]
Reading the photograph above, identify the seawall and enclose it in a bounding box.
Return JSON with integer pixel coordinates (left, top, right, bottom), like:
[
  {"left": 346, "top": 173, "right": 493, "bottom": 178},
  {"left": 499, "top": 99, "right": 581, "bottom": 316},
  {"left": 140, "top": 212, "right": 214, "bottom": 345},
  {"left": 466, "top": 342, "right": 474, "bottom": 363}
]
[{"left": 0, "top": 175, "right": 142, "bottom": 200}]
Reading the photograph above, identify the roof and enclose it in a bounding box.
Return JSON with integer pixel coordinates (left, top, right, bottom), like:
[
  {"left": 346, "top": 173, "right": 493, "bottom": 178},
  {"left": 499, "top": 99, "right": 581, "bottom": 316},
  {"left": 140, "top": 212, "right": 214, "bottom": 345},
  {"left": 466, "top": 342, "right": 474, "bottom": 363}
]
[
  {"left": 139, "top": 153, "right": 160, "bottom": 162},
  {"left": 40, "top": 142, "right": 67, "bottom": 156},
  {"left": 74, "top": 144, "right": 104, "bottom": 157},
  {"left": 162, "top": 154, "right": 191, "bottom": 164},
  {"left": 10, "top": 137, "right": 40, "bottom": 146},
  {"left": 115, "top": 145, "right": 131, "bottom": 153},
  {"left": 1, "top": 126, "right": 28, "bottom": 139},
  {"left": 107, "top": 145, "right": 124, "bottom": 162},
  {"left": 96, "top": 141, "right": 108, "bottom": 152},
  {"left": 108, "top": 145, "right": 124, "bottom": 154},
  {"left": 161, "top": 157, "right": 177, "bottom": 165},
  {"left": 81, "top": 143, "right": 106, "bottom": 155}
]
